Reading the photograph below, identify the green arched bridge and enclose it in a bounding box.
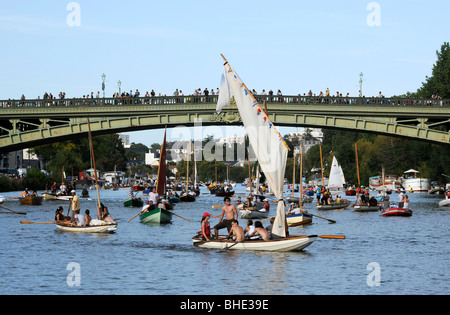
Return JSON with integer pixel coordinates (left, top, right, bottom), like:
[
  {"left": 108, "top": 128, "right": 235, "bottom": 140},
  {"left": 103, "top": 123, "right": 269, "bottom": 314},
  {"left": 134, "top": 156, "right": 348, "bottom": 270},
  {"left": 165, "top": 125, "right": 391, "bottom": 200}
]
[{"left": 1, "top": 95, "right": 449, "bottom": 152}]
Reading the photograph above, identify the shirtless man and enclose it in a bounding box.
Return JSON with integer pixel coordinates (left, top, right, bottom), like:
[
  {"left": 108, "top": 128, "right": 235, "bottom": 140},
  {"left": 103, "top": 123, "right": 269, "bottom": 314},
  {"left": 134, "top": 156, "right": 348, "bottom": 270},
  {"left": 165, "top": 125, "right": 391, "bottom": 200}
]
[
  {"left": 227, "top": 220, "right": 245, "bottom": 242},
  {"left": 249, "top": 221, "right": 271, "bottom": 241},
  {"left": 213, "top": 197, "right": 238, "bottom": 238}
]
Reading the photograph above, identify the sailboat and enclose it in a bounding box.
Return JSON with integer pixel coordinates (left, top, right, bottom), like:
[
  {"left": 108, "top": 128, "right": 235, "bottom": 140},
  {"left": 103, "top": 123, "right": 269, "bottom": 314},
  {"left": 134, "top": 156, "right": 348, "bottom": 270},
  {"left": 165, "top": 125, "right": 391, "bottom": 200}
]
[
  {"left": 328, "top": 156, "right": 346, "bottom": 194},
  {"left": 192, "top": 55, "right": 323, "bottom": 251},
  {"left": 139, "top": 127, "right": 173, "bottom": 224},
  {"left": 316, "top": 155, "right": 351, "bottom": 210},
  {"left": 55, "top": 118, "right": 117, "bottom": 233}
]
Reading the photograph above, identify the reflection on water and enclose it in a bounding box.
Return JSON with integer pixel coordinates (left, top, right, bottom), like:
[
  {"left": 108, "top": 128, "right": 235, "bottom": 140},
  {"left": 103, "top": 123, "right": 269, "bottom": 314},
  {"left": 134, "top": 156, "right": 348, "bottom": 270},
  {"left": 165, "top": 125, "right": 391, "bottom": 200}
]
[{"left": 0, "top": 187, "right": 449, "bottom": 295}]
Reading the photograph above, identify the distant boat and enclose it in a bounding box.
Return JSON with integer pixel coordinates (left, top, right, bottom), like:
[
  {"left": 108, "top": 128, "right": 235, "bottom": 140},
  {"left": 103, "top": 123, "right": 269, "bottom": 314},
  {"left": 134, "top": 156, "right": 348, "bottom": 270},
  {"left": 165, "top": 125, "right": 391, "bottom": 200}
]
[
  {"left": 353, "top": 205, "right": 381, "bottom": 212},
  {"left": 56, "top": 220, "right": 117, "bottom": 233},
  {"left": 369, "top": 175, "right": 401, "bottom": 192},
  {"left": 381, "top": 207, "right": 412, "bottom": 217},
  {"left": 139, "top": 208, "right": 172, "bottom": 224},
  {"left": 19, "top": 196, "right": 43, "bottom": 206},
  {"left": 124, "top": 198, "right": 144, "bottom": 208},
  {"left": 139, "top": 127, "right": 173, "bottom": 225},
  {"left": 286, "top": 212, "right": 313, "bottom": 226},
  {"left": 215, "top": 190, "right": 235, "bottom": 197},
  {"left": 401, "top": 169, "right": 430, "bottom": 193},
  {"left": 328, "top": 156, "right": 346, "bottom": 194},
  {"left": 316, "top": 201, "right": 351, "bottom": 211},
  {"left": 179, "top": 193, "right": 196, "bottom": 202}
]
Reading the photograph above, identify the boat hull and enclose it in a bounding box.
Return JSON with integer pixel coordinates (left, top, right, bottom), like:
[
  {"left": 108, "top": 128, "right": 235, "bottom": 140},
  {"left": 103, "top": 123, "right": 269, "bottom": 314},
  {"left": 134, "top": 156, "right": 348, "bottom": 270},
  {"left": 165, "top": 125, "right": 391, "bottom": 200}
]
[
  {"left": 239, "top": 209, "right": 269, "bottom": 220},
  {"left": 179, "top": 195, "right": 196, "bottom": 202},
  {"left": 55, "top": 222, "right": 117, "bottom": 233},
  {"left": 19, "top": 196, "right": 43, "bottom": 205},
  {"left": 381, "top": 208, "right": 412, "bottom": 217},
  {"left": 286, "top": 213, "right": 313, "bottom": 226},
  {"left": 316, "top": 201, "right": 351, "bottom": 211},
  {"left": 192, "top": 235, "right": 317, "bottom": 252},
  {"left": 124, "top": 198, "right": 144, "bottom": 208},
  {"left": 401, "top": 178, "right": 430, "bottom": 193},
  {"left": 215, "top": 191, "right": 235, "bottom": 197},
  {"left": 353, "top": 205, "right": 381, "bottom": 212},
  {"left": 438, "top": 199, "right": 450, "bottom": 207},
  {"left": 139, "top": 208, "right": 172, "bottom": 224},
  {"left": 369, "top": 176, "right": 401, "bottom": 191}
]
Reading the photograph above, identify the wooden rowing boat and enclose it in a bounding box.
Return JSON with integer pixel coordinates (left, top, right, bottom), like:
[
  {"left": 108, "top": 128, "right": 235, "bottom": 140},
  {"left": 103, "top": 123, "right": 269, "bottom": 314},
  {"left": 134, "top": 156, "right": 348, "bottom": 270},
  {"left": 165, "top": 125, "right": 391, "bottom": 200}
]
[
  {"left": 239, "top": 208, "right": 269, "bottom": 220},
  {"left": 124, "top": 198, "right": 144, "bottom": 208},
  {"left": 192, "top": 235, "right": 317, "bottom": 252},
  {"left": 55, "top": 220, "right": 117, "bottom": 233},
  {"left": 19, "top": 196, "right": 43, "bottom": 205},
  {"left": 316, "top": 201, "right": 351, "bottom": 210},
  {"left": 139, "top": 208, "right": 172, "bottom": 224},
  {"left": 353, "top": 205, "right": 381, "bottom": 212},
  {"left": 286, "top": 212, "right": 313, "bottom": 226}
]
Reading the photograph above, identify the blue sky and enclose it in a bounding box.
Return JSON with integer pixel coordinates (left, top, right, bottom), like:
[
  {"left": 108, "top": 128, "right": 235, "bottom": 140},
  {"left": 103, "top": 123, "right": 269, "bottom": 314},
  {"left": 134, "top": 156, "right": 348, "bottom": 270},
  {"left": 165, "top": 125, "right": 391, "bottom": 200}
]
[{"left": 1, "top": 0, "right": 448, "bottom": 146}]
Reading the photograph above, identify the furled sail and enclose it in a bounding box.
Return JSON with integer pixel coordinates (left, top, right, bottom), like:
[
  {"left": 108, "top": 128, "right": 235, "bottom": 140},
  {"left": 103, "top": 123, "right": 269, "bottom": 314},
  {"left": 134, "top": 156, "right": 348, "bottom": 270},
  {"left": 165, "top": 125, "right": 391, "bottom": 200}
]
[
  {"left": 217, "top": 55, "right": 289, "bottom": 238},
  {"left": 156, "top": 127, "right": 167, "bottom": 196}
]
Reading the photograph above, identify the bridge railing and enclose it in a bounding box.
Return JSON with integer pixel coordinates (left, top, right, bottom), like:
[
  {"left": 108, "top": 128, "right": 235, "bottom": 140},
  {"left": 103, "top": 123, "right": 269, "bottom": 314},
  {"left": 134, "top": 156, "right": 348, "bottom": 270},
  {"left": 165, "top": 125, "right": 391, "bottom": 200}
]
[{"left": 1, "top": 95, "right": 449, "bottom": 108}]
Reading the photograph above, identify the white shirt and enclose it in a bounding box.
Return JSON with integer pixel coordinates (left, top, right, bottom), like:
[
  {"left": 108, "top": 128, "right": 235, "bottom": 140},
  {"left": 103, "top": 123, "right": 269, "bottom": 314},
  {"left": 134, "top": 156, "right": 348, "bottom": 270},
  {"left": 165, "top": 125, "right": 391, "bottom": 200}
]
[
  {"left": 148, "top": 192, "right": 159, "bottom": 205},
  {"left": 75, "top": 214, "right": 85, "bottom": 226}
]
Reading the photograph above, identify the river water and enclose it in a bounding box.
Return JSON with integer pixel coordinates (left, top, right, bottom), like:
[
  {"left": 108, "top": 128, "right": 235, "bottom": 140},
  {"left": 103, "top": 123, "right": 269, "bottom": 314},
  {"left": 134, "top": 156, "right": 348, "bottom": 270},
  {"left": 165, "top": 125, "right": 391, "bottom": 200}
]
[{"left": 0, "top": 186, "right": 448, "bottom": 296}]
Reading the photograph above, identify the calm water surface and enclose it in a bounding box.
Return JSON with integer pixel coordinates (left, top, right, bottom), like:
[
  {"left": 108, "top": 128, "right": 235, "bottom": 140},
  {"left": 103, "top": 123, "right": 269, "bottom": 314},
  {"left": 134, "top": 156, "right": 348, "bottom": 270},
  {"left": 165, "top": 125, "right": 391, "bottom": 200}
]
[{"left": 0, "top": 186, "right": 448, "bottom": 295}]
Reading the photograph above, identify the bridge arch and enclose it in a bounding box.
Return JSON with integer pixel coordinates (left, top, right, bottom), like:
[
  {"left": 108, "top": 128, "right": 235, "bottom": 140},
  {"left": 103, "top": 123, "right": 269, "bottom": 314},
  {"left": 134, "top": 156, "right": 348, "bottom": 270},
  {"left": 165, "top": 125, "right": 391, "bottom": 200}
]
[{"left": 0, "top": 95, "right": 449, "bottom": 153}]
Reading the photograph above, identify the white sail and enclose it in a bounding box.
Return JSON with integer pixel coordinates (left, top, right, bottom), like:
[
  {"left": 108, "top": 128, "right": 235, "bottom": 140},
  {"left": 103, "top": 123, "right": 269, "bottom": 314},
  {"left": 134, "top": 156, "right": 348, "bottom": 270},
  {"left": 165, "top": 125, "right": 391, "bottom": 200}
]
[
  {"left": 217, "top": 55, "right": 289, "bottom": 238},
  {"left": 328, "top": 156, "right": 345, "bottom": 190}
]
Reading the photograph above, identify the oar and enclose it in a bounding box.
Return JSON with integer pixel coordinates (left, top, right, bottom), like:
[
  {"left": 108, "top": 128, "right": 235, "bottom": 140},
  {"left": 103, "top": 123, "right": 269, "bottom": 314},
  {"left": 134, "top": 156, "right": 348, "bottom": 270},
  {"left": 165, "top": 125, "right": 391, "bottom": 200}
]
[
  {"left": 0, "top": 205, "right": 27, "bottom": 215},
  {"left": 4, "top": 192, "right": 26, "bottom": 202},
  {"left": 223, "top": 241, "right": 242, "bottom": 251},
  {"left": 172, "top": 212, "right": 192, "bottom": 223},
  {"left": 128, "top": 209, "right": 145, "bottom": 223},
  {"left": 311, "top": 214, "right": 336, "bottom": 224},
  {"left": 20, "top": 221, "right": 54, "bottom": 225},
  {"left": 317, "top": 235, "right": 346, "bottom": 240}
]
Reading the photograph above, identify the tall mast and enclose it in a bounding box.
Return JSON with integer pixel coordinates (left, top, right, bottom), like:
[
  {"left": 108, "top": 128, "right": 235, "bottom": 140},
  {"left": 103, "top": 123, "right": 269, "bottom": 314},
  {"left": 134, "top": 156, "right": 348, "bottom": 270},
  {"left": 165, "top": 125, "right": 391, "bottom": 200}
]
[{"left": 87, "top": 118, "right": 101, "bottom": 218}]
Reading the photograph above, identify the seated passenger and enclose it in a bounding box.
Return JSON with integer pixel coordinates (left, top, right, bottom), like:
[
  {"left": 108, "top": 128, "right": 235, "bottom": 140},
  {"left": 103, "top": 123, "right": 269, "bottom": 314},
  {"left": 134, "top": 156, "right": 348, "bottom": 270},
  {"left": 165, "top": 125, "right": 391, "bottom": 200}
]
[{"left": 248, "top": 221, "right": 271, "bottom": 241}]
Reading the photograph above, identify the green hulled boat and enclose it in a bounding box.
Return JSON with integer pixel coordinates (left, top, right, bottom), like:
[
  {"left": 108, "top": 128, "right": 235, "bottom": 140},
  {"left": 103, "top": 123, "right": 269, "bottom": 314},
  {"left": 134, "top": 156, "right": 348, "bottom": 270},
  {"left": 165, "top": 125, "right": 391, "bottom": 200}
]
[
  {"left": 124, "top": 198, "right": 144, "bottom": 208},
  {"left": 139, "top": 208, "right": 172, "bottom": 224}
]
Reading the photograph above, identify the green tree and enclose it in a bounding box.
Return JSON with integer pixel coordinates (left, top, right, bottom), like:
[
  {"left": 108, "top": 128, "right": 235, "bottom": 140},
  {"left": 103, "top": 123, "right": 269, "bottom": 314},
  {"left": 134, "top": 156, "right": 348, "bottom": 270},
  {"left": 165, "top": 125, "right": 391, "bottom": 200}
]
[{"left": 416, "top": 42, "right": 450, "bottom": 98}]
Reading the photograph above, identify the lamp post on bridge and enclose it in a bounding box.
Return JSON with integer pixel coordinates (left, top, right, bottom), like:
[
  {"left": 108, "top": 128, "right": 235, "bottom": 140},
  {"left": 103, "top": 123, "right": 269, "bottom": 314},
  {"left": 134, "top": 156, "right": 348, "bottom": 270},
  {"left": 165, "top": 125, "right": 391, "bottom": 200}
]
[
  {"left": 118, "top": 80, "right": 122, "bottom": 95},
  {"left": 102, "top": 73, "right": 106, "bottom": 98}
]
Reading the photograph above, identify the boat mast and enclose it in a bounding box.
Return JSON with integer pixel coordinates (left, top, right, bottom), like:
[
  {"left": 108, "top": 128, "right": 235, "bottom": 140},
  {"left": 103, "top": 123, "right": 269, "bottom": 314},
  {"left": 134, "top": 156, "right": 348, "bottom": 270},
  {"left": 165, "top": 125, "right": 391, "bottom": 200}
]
[
  {"left": 320, "top": 145, "right": 325, "bottom": 186},
  {"left": 299, "top": 145, "right": 304, "bottom": 213},
  {"left": 355, "top": 143, "right": 361, "bottom": 186},
  {"left": 87, "top": 118, "right": 101, "bottom": 218},
  {"left": 156, "top": 126, "right": 167, "bottom": 196},
  {"left": 292, "top": 150, "right": 296, "bottom": 198}
]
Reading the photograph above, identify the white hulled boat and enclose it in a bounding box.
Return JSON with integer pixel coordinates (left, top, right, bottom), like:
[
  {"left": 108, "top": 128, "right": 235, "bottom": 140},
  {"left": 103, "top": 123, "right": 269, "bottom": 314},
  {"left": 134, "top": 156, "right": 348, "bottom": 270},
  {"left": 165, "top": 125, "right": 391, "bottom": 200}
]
[
  {"left": 401, "top": 169, "right": 430, "bottom": 193},
  {"left": 192, "top": 55, "right": 344, "bottom": 251}
]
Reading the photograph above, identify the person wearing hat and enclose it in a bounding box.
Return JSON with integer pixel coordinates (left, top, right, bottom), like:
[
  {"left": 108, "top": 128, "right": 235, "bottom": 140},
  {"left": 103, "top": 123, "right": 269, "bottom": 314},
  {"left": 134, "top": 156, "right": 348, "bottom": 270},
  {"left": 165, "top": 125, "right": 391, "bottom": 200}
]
[
  {"left": 67, "top": 190, "right": 80, "bottom": 221},
  {"left": 201, "top": 212, "right": 213, "bottom": 242}
]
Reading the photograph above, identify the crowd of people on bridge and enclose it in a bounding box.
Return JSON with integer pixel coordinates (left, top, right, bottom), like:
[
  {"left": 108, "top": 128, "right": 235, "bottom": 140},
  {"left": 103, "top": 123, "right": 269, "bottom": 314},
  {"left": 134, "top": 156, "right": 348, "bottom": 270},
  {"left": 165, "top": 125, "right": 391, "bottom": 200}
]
[{"left": 16, "top": 87, "right": 374, "bottom": 102}]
